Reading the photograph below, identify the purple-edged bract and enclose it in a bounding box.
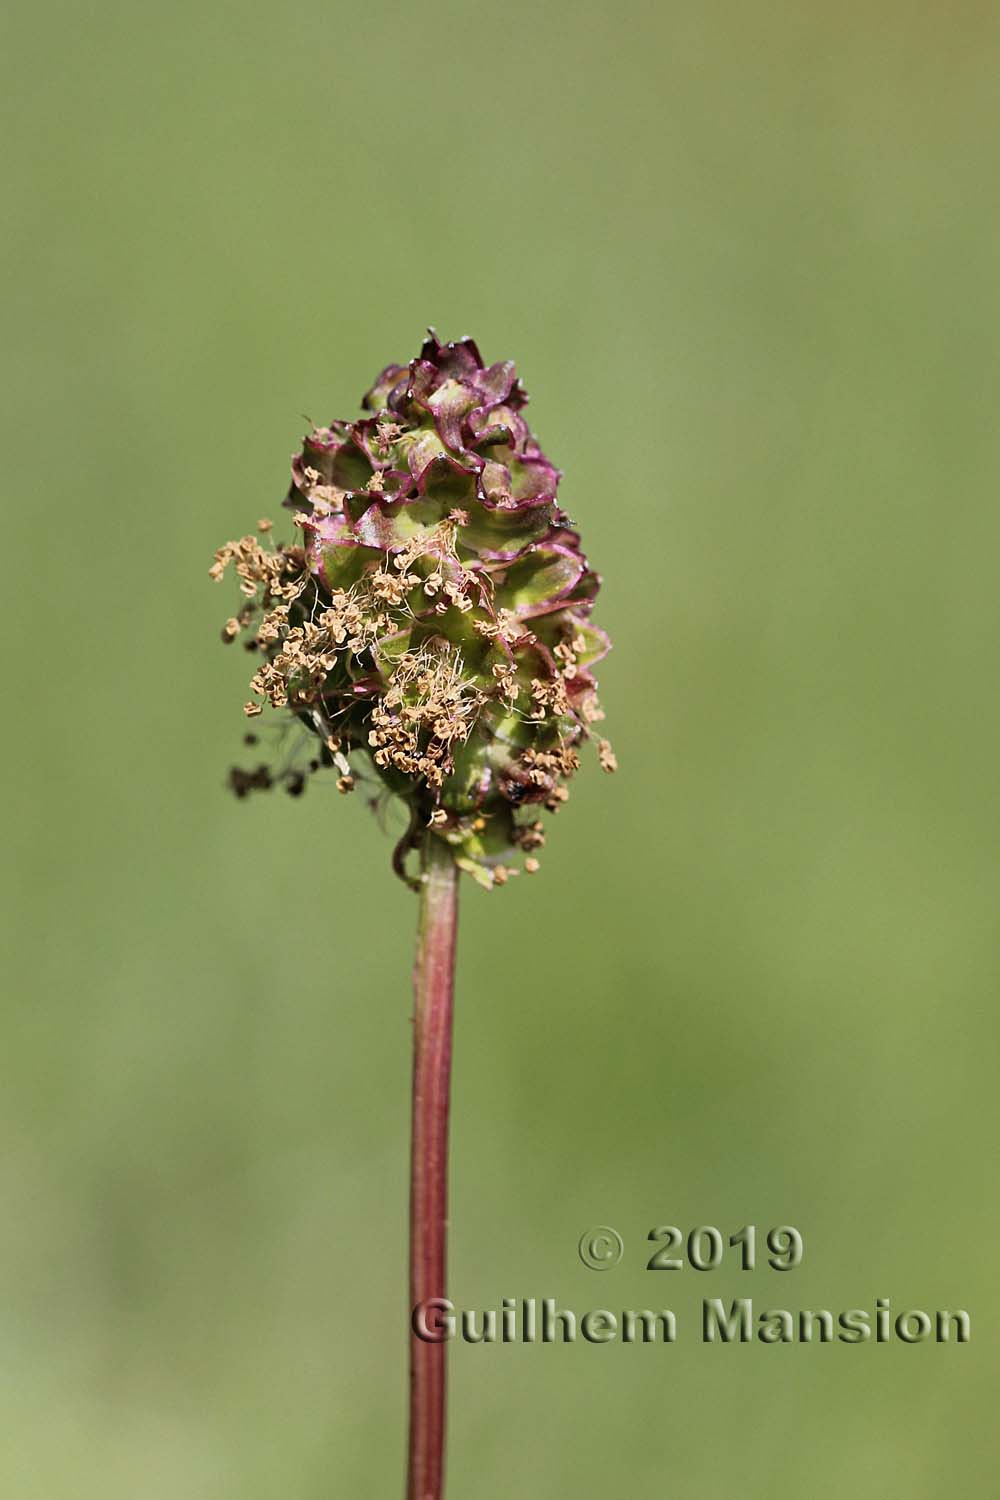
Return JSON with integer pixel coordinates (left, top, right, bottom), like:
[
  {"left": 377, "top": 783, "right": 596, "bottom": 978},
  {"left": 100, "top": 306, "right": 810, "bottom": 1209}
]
[{"left": 211, "top": 332, "right": 615, "bottom": 887}]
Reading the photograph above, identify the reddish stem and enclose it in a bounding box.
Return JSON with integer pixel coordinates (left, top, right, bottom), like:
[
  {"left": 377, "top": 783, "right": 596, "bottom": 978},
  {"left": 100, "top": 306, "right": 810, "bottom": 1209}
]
[{"left": 407, "top": 835, "right": 458, "bottom": 1500}]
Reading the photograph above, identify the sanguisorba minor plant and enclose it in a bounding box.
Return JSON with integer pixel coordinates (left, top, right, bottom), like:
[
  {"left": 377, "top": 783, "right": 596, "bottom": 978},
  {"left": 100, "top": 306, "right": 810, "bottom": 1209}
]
[{"left": 210, "top": 332, "right": 614, "bottom": 1498}]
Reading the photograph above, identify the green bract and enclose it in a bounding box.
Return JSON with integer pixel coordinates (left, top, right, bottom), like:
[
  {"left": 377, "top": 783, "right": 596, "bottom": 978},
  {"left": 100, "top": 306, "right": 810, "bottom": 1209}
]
[{"left": 212, "top": 333, "right": 614, "bottom": 888}]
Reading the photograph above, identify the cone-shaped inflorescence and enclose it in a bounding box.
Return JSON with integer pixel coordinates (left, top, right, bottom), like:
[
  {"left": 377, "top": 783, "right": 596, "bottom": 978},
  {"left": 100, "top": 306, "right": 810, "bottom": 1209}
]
[{"left": 211, "top": 332, "right": 615, "bottom": 887}]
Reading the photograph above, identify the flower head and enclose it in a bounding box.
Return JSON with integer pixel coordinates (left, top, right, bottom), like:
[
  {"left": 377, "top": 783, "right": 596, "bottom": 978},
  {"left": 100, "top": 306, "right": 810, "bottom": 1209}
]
[{"left": 211, "top": 332, "right": 614, "bottom": 887}]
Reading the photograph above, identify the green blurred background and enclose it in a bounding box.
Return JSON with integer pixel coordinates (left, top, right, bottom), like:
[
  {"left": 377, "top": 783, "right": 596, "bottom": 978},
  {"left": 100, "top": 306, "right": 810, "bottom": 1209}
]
[{"left": 3, "top": 2, "right": 998, "bottom": 1494}]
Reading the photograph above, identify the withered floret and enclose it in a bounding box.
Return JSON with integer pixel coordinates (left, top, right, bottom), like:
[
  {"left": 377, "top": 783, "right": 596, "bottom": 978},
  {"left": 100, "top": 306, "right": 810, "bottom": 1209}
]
[{"left": 212, "top": 332, "right": 614, "bottom": 887}]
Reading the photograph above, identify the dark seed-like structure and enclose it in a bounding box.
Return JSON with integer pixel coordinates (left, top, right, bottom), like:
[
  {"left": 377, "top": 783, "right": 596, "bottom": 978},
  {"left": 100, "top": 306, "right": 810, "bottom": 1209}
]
[{"left": 211, "top": 332, "right": 614, "bottom": 887}]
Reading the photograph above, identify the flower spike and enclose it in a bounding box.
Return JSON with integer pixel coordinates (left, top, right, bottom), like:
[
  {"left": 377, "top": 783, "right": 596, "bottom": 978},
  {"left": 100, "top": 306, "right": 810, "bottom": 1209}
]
[{"left": 212, "top": 332, "right": 614, "bottom": 887}]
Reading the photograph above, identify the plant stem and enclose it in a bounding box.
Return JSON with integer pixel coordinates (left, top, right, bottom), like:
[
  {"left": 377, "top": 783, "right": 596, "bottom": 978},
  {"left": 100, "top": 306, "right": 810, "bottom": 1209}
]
[{"left": 407, "top": 834, "right": 458, "bottom": 1500}]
